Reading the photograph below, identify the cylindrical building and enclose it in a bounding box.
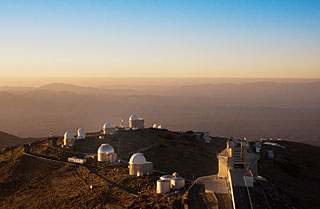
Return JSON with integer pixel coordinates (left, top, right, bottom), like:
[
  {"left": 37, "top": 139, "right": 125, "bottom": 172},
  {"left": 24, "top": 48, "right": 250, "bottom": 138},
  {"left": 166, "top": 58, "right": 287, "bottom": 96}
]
[
  {"left": 64, "top": 131, "right": 75, "bottom": 147},
  {"left": 128, "top": 153, "right": 153, "bottom": 176},
  {"left": 97, "top": 143, "right": 117, "bottom": 162},
  {"left": 129, "top": 114, "right": 144, "bottom": 129},
  {"left": 170, "top": 177, "right": 185, "bottom": 190},
  {"left": 156, "top": 180, "right": 171, "bottom": 194}
]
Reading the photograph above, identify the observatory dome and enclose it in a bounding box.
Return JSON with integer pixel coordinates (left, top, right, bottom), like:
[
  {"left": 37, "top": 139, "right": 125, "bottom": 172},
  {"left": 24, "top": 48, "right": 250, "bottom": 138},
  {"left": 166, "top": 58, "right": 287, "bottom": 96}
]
[
  {"left": 77, "top": 128, "right": 85, "bottom": 139},
  {"left": 98, "top": 143, "right": 115, "bottom": 154},
  {"left": 64, "top": 131, "right": 74, "bottom": 139},
  {"left": 103, "top": 123, "right": 111, "bottom": 129},
  {"left": 129, "top": 153, "right": 147, "bottom": 164},
  {"left": 78, "top": 128, "right": 85, "bottom": 136},
  {"left": 152, "top": 123, "right": 158, "bottom": 128},
  {"left": 129, "top": 114, "right": 139, "bottom": 121}
]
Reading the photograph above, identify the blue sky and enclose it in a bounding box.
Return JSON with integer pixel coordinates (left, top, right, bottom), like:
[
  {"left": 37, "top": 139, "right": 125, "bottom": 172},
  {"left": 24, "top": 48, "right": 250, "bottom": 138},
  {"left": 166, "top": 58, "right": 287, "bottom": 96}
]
[{"left": 0, "top": 0, "right": 319, "bottom": 78}]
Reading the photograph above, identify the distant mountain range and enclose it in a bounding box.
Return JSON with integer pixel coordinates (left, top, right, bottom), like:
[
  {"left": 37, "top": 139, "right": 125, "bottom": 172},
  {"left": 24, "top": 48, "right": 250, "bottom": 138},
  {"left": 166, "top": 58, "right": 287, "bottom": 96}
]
[
  {"left": 0, "top": 82, "right": 319, "bottom": 146},
  {"left": 38, "top": 83, "right": 141, "bottom": 95}
]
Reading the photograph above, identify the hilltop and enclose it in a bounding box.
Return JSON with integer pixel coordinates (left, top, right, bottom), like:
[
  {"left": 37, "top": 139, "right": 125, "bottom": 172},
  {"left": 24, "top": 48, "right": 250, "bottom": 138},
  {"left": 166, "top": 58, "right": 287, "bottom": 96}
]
[
  {"left": 0, "top": 129, "right": 320, "bottom": 208},
  {"left": 0, "top": 128, "right": 226, "bottom": 208}
]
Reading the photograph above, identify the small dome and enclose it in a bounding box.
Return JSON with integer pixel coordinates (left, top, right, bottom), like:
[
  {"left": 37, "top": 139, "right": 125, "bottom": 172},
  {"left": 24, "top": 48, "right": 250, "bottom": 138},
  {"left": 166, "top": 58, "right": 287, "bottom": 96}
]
[
  {"left": 129, "top": 114, "right": 139, "bottom": 121},
  {"left": 129, "top": 153, "right": 147, "bottom": 164},
  {"left": 64, "top": 131, "right": 74, "bottom": 139},
  {"left": 78, "top": 128, "right": 85, "bottom": 135},
  {"left": 103, "top": 123, "right": 111, "bottom": 129},
  {"left": 158, "top": 124, "right": 163, "bottom": 129},
  {"left": 98, "top": 143, "right": 115, "bottom": 154},
  {"left": 152, "top": 123, "right": 158, "bottom": 128}
]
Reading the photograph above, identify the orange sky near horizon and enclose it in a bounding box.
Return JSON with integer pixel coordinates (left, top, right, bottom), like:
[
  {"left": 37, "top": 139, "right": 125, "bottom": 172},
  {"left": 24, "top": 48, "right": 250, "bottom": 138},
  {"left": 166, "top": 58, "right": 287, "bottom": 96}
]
[{"left": 1, "top": 1, "right": 320, "bottom": 80}]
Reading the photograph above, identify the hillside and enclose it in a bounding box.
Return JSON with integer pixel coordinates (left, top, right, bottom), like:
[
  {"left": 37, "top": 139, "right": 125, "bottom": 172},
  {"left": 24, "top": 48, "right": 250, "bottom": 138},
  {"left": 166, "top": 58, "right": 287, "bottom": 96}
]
[
  {"left": 0, "top": 131, "right": 34, "bottom": 149},
  {"left": 258, "top": 140, "right": 320, "bottom": 209},
  {"left": 0, "top": 129, "right": 320, "bottom": 208}
]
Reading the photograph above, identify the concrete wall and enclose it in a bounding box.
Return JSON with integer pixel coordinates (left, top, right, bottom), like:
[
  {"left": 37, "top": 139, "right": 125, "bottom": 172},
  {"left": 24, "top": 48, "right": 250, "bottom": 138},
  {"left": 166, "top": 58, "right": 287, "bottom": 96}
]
[
  {"left": 129, "top": 162, "right": 153, "bottom": 176},
  {"left": 218, "top": 157, "right": 229, "bottom": 178}
]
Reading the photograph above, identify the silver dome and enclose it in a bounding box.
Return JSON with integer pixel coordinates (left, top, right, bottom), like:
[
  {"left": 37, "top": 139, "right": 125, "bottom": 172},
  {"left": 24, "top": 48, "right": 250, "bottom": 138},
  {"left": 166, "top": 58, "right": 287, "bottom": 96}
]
[{"left": 97, "top": 143, "right": 115, "bottom": 154}]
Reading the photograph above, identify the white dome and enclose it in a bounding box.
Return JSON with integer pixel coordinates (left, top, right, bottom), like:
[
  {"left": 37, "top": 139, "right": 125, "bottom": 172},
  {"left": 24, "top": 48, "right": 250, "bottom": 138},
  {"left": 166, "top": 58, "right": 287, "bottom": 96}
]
[
  {"left": 158, "top": 124, "right": 163, "bottom": 129},
  {"left": 103, "top": 123, "right": 111, "bottom": 129},
  {"left": 78, "top": 128, "right": 85, "bottom": 136},
  {"left": 129, "top": 114, "right": 139, "bottom": 121},
  {"left": 64, "top": 131, "right": 74, "bottom": 139},
  {"left": 152, "top": 123, "right": 158, "bottom": 128},
  {"left": 129, "top": 153, "right": 147, "bottom": 164},
  {"left": 98, "top": 143, "right": 115, "bottom": 154}
]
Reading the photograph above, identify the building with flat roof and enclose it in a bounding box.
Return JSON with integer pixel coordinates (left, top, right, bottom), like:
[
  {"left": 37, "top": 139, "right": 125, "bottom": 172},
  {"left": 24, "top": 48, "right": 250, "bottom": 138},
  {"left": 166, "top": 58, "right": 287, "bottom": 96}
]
[{"left": 217, "top": 138, "right": 259, "bottom": 178}]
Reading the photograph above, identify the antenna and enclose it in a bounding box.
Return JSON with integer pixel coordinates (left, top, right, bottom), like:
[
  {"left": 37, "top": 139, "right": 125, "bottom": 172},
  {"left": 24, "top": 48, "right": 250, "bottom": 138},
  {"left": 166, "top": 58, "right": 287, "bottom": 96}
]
[{"left": 120, "top": 116, "right": 125, "bottom": 128}]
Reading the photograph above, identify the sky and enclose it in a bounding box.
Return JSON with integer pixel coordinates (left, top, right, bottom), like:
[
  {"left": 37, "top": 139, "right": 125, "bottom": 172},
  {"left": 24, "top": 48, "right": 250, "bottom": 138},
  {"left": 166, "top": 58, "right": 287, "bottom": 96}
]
[{"left": 0, "top": 0, "right": 320, "bottom": 78}]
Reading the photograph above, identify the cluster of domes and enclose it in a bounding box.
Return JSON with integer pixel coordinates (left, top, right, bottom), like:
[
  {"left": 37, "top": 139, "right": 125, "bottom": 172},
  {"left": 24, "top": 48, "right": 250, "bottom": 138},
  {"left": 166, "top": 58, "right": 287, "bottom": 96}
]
[
  {"left": 152, "top": 123, "right": 164, "bottom": 129},
  {"left": 63, "top": 128, "right": 86, "bottom": 147}
]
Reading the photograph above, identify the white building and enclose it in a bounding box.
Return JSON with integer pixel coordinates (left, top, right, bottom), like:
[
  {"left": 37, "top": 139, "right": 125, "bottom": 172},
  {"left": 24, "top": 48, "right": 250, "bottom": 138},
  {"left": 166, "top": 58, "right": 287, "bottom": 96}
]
[
  {"left": 77, "top": 128, "right": 86, "bottom": 140},
  {"left": 103, "top": 123, "right": 115, "bottom": 135},
  {"left": 97, "top": 143, "right": 117, "bottom": 162},
  {"left": 128, "top": 153, "right": 153, "bottom": 176},
  {"left": 171, "top": 177, "right": 185, "bottom": 190},
  {"left": 68, "top": 156, "right": 86, "bottom": 164},
  {"left": 158, "top": 124, "right": 164, "bottom": 129},
  {"left": 156, "top": 180, "right": 170, "bottom": 194},
  {"left": 64, "top": 131, "right": 75, "bottom": 147},
  {"left": 217, "top": 138, "right": 259, "bottom": 179},
  {"left": 129, "top": 114, "right": 144, "bottom": 129}
]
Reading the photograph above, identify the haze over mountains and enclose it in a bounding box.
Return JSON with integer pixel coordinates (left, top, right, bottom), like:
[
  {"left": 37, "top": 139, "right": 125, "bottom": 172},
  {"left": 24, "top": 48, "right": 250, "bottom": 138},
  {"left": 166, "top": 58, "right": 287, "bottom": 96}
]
[{"left": 0, "top": 81, "right": 319, "bottom": 146}]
